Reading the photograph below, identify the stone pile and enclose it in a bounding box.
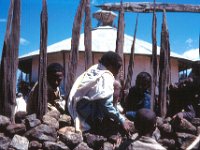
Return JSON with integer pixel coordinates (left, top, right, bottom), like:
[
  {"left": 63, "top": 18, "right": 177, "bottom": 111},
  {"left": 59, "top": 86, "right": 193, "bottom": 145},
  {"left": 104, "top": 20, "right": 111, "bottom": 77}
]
[
  {"left": 0, "top": 110, "right": 199, "bottom": 150},
  {"left": 156, "top": 117, "right": 200, "bottom": 149}
]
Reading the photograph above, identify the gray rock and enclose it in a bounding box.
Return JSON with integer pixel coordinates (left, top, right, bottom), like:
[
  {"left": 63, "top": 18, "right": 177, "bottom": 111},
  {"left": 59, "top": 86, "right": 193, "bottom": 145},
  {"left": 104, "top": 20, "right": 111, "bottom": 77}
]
[
  {"left": 0, "top": 133, "right": 11, "bottom": 150},
  {"left": 158, "top": 123, "right": 173, "bottom": 138},
  {"left": 46, "top": 110, "right": 60, "bottom": 120},
  {"left": 73, "top": 142, "right": 92, "bottom": 150},
  {"left": 158, "top": 138, "right": 176, "bottom": 149},
  {"left": 152, "top": 127, "right": 161, "bottom": 141},
  {"left": 191, "top": 118, "right": 200, "bottom": 126},
  {"left": 58, "top": 126, "right": 76, "bottom": 134},
  {"left": 28, "top": 140, "right": 42, "bottom": 150},
  {"left": 43, "top": 115, "right": 59, "bottom": 129},
  {"left": 173, "top": 119, "right": 196, "bottom": 134},
  {"left": 197, "top": 126, "right": 200, "bottom": 135},
  {"left": 25, "top": 114, "right": 37, "bottom": 120},
  {"left": 156, "top": 117, "right": 164, "bottom": 128},
  {"left": 103, "top": 142, "right": 113, "bottom": 150},
  {"left": 43, "top": 141, "right": 70, "bottom": 150},
  {"left": 83, "top": 133, "right": 107, "bottom": 150},
  {"left": 59, "top": 131, "right": 83, "bottom": 149},
  {"left": 6, "top": 123, "right": 26, "bottom": 136},
  {"left": 59, "top": 114, "right": 72, "bottom": 128},
  {"left": 9, "top": 134, "right": 29, "bottom": 150},
  {"left": 25, "top": 124, "right": 57, "bottom": 142},
  {"left": 176, "top": 132, "right": 196, "bottom": 149},
  {"left": 0, "top": 115, "right": 11, "bottom": 130},
  {"left": 25, "top": 115, "right": 41, "bottom": 129}
]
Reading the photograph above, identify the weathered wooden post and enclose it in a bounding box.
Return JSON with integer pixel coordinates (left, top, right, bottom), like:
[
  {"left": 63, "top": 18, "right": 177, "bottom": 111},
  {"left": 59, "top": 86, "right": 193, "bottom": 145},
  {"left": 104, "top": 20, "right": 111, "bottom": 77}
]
[
  {"left": 66, "top": 0, "right": 86, "bottom": 96},
  {"left": 115, "top": 1, "right": 125, "bottom": 81},
  {"left": 124, "top": 15, "right": 138, "bottom": 98},
  {"left": 0, "top": 0, "right": 20, "bottom": 123},
  {"left": 150, "top": 1, "right": 158, "bottom": 111},
  {"left": 158, "top": 10, "right": 171, "bottom": 117},
  {"left": 36, "top": 0, "right": 48, "bottom": 119},
  {"left": 84, "top": 0, "right": 93, "bottom": 70}
]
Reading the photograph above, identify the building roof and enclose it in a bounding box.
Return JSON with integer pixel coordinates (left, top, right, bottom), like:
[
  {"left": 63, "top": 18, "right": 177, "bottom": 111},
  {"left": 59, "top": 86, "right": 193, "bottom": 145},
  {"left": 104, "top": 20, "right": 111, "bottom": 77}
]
[{"left": 19, "top": 26, "right": 192, "bottom": 61}]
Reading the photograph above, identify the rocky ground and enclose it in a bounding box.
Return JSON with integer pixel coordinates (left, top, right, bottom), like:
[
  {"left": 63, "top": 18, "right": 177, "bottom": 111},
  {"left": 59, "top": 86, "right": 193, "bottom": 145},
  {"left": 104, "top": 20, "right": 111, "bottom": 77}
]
[{"left": 0, "top": 110, "right": 200, "bottom": 150}]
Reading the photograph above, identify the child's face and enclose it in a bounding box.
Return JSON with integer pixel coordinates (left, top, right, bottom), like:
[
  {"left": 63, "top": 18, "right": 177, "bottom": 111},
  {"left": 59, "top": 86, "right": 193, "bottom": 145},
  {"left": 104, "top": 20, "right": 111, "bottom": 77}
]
[{"left": 48, "top": 71, "right": 63, "bottom": 89}]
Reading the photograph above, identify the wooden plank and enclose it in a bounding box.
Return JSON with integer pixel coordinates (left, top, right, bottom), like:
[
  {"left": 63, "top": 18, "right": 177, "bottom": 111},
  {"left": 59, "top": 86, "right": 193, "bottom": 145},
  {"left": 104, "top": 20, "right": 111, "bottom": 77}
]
[
  {"left": 96, "top": 2, "right": 200, "bottom": 13},
  {"left": 84, "top": 0, "right": 93, "bottom": 70},
  {"left": 37, "top": 0, "right": 48, "bottom": 119}
]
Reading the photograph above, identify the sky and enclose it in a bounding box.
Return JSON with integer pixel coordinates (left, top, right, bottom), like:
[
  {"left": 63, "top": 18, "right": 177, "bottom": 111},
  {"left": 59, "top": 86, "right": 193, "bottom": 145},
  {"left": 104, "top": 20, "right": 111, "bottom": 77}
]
[{"left": 0, "top": 0, "right": 199, "bottom": 59}]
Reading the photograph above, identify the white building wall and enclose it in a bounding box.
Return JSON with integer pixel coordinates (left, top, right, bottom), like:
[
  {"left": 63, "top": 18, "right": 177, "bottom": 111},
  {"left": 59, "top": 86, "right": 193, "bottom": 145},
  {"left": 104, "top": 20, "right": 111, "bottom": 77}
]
[{"left": 31, "top": 52, "right": 179, "bottom": 93}]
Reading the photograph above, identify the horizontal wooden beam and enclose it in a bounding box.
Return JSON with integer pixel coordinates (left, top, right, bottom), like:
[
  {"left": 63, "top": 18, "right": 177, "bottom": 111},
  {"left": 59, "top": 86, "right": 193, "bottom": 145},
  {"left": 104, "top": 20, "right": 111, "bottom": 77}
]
[{"left": 96, "top": 2, "right": 200, "bottom": 13}]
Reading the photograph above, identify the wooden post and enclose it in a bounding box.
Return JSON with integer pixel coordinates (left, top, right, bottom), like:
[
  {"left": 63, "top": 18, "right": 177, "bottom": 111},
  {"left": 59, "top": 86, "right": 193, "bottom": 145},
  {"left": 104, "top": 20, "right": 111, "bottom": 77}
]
[
  {"left": 37, "top": 0, "right": 48, "bottom": 119},
  {"left": 158, "top": 10, "right": 170, "bottom": 117},
  {"left": 84, "top": 0, "right": 93, "bottom": 70},
  {"left": 66, "top": 0, "right": 86, "bottom": 95},
  {"left": 150, "top": 0, "right": 158, "bottom": 111},
  {"left": 115, "top": 1, "right": 125, "bottom": 82},
  {"left": 124, "top": 14, "right": 139, "bottom": 95},
  {"left": 0, "top": 0, "right": 20, "bottom": 123},
  {"left": 96, "top": 2, "right": 200, "bottom": 13}
]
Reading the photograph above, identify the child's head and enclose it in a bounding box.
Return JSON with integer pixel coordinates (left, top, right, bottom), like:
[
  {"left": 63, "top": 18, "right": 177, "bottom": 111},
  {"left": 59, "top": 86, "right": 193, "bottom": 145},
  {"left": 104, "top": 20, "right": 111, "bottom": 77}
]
[
  {"left": 135, "top": 108, "right": 156, "bottom": 136},
  {"left": 136, "top": 72, "right": 151, "bottom": 91},
  {"left": 47, "top": 63, "right": 64, "bottom": 89},
  {"left": 99, "top": 51, "right": 122, "bottom": 76}
]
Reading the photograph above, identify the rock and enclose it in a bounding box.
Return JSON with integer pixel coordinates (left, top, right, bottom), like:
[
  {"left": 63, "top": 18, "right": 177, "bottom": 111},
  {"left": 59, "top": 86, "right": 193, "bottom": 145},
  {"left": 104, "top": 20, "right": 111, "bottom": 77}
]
[
  {"left": 83, "top": 133, "right": 107, "bottom": 150},
  {"left": 103, "top": 142, "right": 113, "bottom": 150},
  {"left": 9, "top": 134, "right": 29, "bottom": 150},
  {"left": 25, "top": 124, "right": 57, "bottom": 142},
  {"left": 108, "top": 134, "right": 122, "bottom": 147},
  {"left": 152, "top": 127, "right": 161, "bottom": 141},
  {"left": 158, "top": 138, "right": 176, "bottom": 149},
  {"left": 0, "top": 115, "right": 11, "bottom": 130},
  {"left": 25, "top": 114, "right": 37, "bottom": 120},
  {"left": 176, "top": 132, "right": 196, "bottom": 149},
  {"left": 74, "top": 142, "right": 92, "bottom": 150},
  {"left": 59, "top": 131, "right": 83, "bottom": 149},
  {"left": 6, "top": 123, "right": 26, "bottom": 136},
  {"left": 0, "top": 133, "right": 11, "bottom": 150},
  {"left": 25, "top": 114, "right": 41, "bottom": 129},
  {"left": 164, "top": 117, "right": 172, "bottom": 123},
  {"left": 59, "top": 114, "right": 72, "bottom": 128},
  {"left": 28, "top": 140, "right": 42, "bottom": 150},
  {"left": 158, "top": 123, "right": 173, "bottom": 138},
  {"left": 197, "top": 126, "right": 200, "bottom": 135},
  {"left": 43, "top": 115, "right": 59, "bottom": 129},
  {"left": 173, "top": 119, "right": 196, "bottom": 134},
  {"left": 46, "top": 110, "right": 60, "bottom": 120},
  {"left": 15, "top": 111, "right": 27, "bottom": 123},
  {"left": 58, "top": 126, "right": 76, "bottom": 134},
  {"left": 43, "top": 141, "right": 70, "bottom": 150},
  {"left": 156, "top": 117, "right": 164, "bottom": 128},
  {"left": 191, "top": 118, "right": 200, "bottom": 126}
]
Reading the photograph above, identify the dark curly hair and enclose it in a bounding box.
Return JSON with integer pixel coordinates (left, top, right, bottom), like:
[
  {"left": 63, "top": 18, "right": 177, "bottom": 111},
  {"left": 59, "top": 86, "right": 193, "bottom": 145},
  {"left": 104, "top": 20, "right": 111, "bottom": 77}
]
[
  {"left": 99, "top": 51, "right": 122, "bottom": 70},
  {"left": 47, "top": 63, "right": 63, "bottom": 75}
]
